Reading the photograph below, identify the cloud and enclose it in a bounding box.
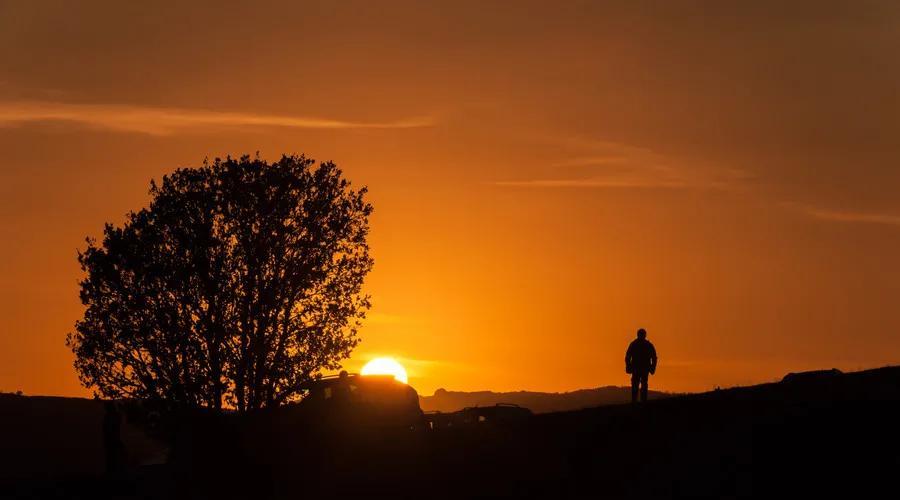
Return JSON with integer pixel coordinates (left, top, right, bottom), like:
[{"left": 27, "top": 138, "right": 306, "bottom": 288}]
[
  {"left": 347, "top": 353, "right": 470, "bottom": 379},
  {"left": 494, "top": 175, "right": 696, "bottom": 189},
  {"left": 0, "top": 100, "right": 435, "bottom": 135},
  {"left": 496, "top": 139, "right": 749, "bottom": 190},
  {"left": 363, "top": 312, "right": 424, "bottom": 326},
  {"left": 548, "top": 155, "right": 632, "bottom": 168},
  {"left": 796, "top": 204, "right": 900, "bottom": 226}
]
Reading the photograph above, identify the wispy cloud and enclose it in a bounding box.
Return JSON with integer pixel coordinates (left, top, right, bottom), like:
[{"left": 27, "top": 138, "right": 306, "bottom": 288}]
[
  {"left": 548, "top": 155, "right": 631, "bottom": 168},
  {"left": 363, "top": 312, "right": 424, "bottom": 326},
  {"left": 0, "top": 100, "right": 435, "bottom": 135},
  {"left": 794, "top": 204, "right": 900, "bottom": 226},
  {"left": 496, "top": 138, "right": 749, "bottom": 190},
  {"left": 346, "top": 353, "right": 470, "bottom": 379},
  {"left": 494, "top": 175, "right": 695, "bottom": 189}
]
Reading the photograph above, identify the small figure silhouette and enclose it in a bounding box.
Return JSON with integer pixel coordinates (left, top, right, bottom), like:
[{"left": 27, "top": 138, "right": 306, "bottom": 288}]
[
  {"left": 625, "top": 328, "right": 657, "bottom": 403},
  {"left": 333, "top": 370, "right": 353, "bottom": 401}
]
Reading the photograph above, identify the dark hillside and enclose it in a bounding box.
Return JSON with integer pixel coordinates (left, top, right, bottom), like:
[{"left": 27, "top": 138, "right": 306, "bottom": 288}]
[
  {"left": 0, "top": 394, "right": 167, "bottom": 487},
  {"left": 519, "top": 365, "right": 900, "bottom": 497},
  {"left": 0, "top": 394, "right": 105, "bottom": 482},
  {"left": 3, "top": 366, "right": 899, "bottom": 498}
]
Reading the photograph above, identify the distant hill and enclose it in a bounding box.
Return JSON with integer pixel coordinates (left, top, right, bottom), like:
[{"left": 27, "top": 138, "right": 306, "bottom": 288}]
[{"left": 419, "top": 385, "right": 674, "bottom": 413}]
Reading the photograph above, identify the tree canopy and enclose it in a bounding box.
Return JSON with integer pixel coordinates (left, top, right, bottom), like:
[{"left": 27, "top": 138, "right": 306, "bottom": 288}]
[{"left": 67, "top": 155, "right": 373, "bottom": 411}]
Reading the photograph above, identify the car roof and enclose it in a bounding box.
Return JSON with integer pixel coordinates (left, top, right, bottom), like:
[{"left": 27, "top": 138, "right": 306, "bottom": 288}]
[{"left": 303, "top": 374, "right": 403, "bottom": 390}]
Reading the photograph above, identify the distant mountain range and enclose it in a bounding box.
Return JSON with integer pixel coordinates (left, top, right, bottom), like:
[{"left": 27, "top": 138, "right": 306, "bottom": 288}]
[{"left": 419, "top": 386, "right": 675, "bottom": 414}]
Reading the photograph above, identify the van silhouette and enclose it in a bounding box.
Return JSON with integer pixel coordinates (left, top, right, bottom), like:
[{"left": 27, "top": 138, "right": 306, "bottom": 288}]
[{"left": 292, "top": 373, "right": 425, "bottom": 430}]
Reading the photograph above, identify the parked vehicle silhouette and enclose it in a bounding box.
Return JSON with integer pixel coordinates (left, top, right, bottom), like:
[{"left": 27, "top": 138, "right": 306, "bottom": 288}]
[
  {"left": 426, "top": 403, "right": 533, "bottom": 429},
  {"left": 290, "top": 372, "right": 425, "bottom": 430}
]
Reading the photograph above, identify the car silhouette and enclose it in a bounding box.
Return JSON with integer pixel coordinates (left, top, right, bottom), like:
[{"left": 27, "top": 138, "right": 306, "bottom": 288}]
[
  {"left": 289, "top": 373, "right": 425, "bottom": 430},
  {"left": 426, "top": 403, "right": 533, "bottom": 429}
]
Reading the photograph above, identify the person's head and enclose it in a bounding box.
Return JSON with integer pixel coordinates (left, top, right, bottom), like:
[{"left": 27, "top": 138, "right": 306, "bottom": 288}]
[
  {"left": 339, "top": 370, "right": 349, "bottom": 380},
  {"left": 637, "top": 328, "right": 647, "bottom": 340}
]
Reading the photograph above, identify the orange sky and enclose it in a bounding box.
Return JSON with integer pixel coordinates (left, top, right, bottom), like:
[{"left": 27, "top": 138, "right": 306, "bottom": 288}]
[{"left": 1, "top": 1, "right": 899, "bottom": 397}]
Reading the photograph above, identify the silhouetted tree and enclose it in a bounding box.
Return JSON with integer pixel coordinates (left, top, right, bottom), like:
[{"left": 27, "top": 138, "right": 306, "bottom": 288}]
[{"left": 67, "top": 155, "right": 373, "bottom": 411}]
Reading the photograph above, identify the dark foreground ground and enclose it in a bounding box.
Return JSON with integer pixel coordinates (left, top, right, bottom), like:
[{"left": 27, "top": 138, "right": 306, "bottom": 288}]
[{"left": 3, "top": 366, "right": 899, "bottom": 499}]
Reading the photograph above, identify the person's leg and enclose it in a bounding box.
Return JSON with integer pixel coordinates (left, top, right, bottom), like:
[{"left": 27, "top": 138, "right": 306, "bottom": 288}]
[
  {"left": 631, "top": 374, "right": 639, "bottom": 403},
  {"left": 640, "top": 373, "right": 649, "bottom": 402}
]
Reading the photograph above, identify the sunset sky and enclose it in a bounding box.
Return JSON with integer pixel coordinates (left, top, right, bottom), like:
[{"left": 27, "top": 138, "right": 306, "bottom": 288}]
[{"left": 2, "top": 1, "right": 899, "bottom": 397}]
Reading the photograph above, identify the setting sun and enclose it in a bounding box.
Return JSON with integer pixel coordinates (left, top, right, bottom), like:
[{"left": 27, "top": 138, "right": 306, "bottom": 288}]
[{"left": 361, "top": 357, "right": 408, "bottom": 384}]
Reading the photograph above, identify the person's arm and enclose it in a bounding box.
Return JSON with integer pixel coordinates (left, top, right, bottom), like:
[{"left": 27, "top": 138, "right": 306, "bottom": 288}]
[
  {"left": 649, "top": 343, "right": 658, "bottom": 374},
  {"left": 625, "top": 343, "right": 633, "bottom": 373}
]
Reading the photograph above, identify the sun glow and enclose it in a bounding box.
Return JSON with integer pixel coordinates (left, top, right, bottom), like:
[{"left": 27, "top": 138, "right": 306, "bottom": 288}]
[{"left": 360, "top": 357, "right": 409, "bottom": 384}]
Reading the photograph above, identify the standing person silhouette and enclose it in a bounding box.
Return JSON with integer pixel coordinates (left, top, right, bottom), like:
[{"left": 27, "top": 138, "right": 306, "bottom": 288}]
[{"left": 625, "top": 328, "right": 657, "bottom": 403}]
